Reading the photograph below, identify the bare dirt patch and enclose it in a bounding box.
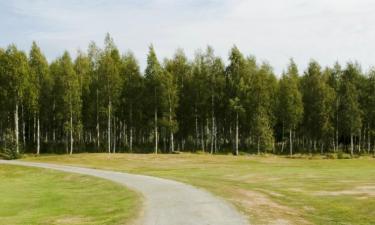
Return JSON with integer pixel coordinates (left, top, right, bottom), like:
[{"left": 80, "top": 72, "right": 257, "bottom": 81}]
[
  {"left": 229, "top": 188, "right": 312, "bottom": 225},
  {"left": 49, "top": 216, "right": 92, "bottom": 225},
  {"left": 315, "top": 185, "right": 375, "bottom": 197}
]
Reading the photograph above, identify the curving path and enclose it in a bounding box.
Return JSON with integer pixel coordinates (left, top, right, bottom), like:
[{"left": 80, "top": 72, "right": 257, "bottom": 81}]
[{"left": 0, "top": 160, "right": 249, "bottom": 225}]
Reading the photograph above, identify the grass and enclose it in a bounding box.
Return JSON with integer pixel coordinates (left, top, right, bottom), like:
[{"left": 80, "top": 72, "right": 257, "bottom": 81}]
[
  {"left": 24, "top": 153, "right": 375, "bottom": 225},
  {"left": 0, "top": 164, "right": 140, "bottom": 225}
]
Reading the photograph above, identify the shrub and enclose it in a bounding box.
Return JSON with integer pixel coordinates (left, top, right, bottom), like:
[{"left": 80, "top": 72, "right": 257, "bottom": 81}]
[
  {"left": 0, "top": 129, "right": 21, "bottom": 160},
  {"left": 325, "top": 153, "right": 337, "bottom": 159},
  {"left": 337, "top": 151, "right": 351, "bottom": 159}
]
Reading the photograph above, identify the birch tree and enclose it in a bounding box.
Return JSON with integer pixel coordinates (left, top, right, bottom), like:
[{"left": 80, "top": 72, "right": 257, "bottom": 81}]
[
  {"left": 74, "top": 51, "right": 91, "bottom": 146},
  {"left": 366, "top": 69, "right": 375, "bottom": 155},
  {"left": 59, "top": 52, "right": 81, "bottom": 154},
  {"left": 301, "top": 61, "right": 335, "bottom": 153},
  {"left": 98, "top": 34, "right": 121, "bottom": 153},
  {"left": 250, "top": 63, "right": 276, "bottom": 154},
  {"left": 165, "top": 49, "right": 191, "bottom": 151},
  {"left": 120, "top": 52, "right": 143, "bottom": 152},
  {"left": 2, "top": 45, "right": 29, "bottom": 153},
  {"left": 339, "top": 63, "right": 362, "bottom": 156},
  {"left": 145, "top": 45, "right": 164, "bottom": 154},
  {"left": 226, "top": 46, "right": 247, "bottom": 155},
  {"left": 28, "top": 41, "right": 50, "bottom": 155},
  {"left": 163, "top": 65, "right": 179, "bottom": 152},
  {"left": 278, "top": 60, "right": 303, "bottom": 156}
]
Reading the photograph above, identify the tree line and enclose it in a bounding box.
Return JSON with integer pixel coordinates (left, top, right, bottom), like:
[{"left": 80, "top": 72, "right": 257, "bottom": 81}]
[{"left": 1, "top": 34, "right": 374, "bottom": 156}]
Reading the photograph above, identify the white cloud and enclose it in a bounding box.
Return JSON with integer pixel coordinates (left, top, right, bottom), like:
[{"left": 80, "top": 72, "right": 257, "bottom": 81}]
[{"left": 1, "top": 0, "right": 375, "bottom": 74}]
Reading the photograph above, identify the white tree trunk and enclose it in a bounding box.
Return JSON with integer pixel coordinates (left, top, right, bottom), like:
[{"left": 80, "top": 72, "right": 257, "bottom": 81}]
[
  {"left": 336, "top": 98, "right": 339, "bottom": 152},
  {"left": 69, "top": 107, "right": 73, "bottom": 155},
  {"left": 289, "top": 128, "right": 293, "bottom": 156},
  {"left": 206, "top": 119, "right": 209, "bottom": 153},
  {"left": 169, "top": 105, "right": 174, "bottom": 153},
  {"left": 130, "top": 126, "right": 133, "bottom": 153},
  {"left": 53, "top": 99, "right": 56, "bottom": 142},
  {"left": 214, "top": 121, "right": 217, "bottom": 153},
  {"left": 37, "top": 116, "right": 40, "bottom": 155},
  {"left": 235, "top": 112, "right": 239, "bottom": 156},
  {"left": 211, "top": 94, "right": 215, "bottom": 154},
  {"left": 15, "top": 102, "right": 19, "bottom": 153},
  {"left": 33, "top": 114, "right": 36, "bottom": 143},
  {"left": 368, "top": 127, "right": 371, "bottom": 154},
  {"left": 113, "top": 117, "right": 116, "bottom": 154},
  {"left": 350, "top": 133, "right": 354, "bottom": 156},
  {"left": 358, "top": 130, "right": 361, "bottom": 153},
  {"left": 154, "top": 108, "right": 158, "bottom": 154},
  {"left": 108, "top": 101, "right": 111, "bottom": 153},
  {"left": 124, "top": 123, "right": 128, "bottom": 146},
  {"left": 201, "top": 125, "right": 205, "bottom": 152},
  {"left": 22, "top": 105, "right": 25, "bottom": 147},
  {"left": 195, "top": 107, "right": 198, "bottom": 151},
  {"left": 97, "top": 122, "right": 100, "bottom": 149},
  {"left": 281, "top": 121, "right": 285, "bottom": 153},
  {"left": 96, "top": 89, "right": 100, "bottom": 149},
  {"left": 211, "top": 117, "right": 214, "bottom": 154},
  {"left": 170, "top": 131, "right": 174, "bottom": 153},
  {"left": 129, "top": 106, "right": 133, "bottom": 152},
  {"left": 22, "top": 119, "right": 25, "bottom": 147}
]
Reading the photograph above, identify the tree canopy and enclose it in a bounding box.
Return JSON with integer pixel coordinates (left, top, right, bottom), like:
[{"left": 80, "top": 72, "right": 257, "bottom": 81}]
[{"left": 0, "top": 36, "right": 374, "bottom": 156}]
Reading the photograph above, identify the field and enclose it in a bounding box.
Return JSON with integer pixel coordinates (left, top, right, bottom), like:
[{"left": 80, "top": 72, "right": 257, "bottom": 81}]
[
  {"left": 0, "top": 164, "right": 140, "bottom": 225},
  {"left": 23, "top": 153, "right": 375, "bottom": 225}
]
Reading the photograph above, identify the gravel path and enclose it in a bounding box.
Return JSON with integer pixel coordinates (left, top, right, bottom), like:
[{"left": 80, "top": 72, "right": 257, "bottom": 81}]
[{"left": 0, "top": 160, "right": 249, "bottom": 225}]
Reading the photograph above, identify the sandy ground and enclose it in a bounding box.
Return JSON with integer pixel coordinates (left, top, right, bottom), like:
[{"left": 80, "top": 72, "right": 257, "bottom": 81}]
[{"left": 0, "top": 160, "right": 248, "bottom": 225}]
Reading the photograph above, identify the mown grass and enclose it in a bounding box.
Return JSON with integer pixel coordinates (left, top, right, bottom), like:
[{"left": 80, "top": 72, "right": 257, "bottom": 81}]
[
  {"left": 24, "top": 153, "right": 375, "bottom": 225},
  {"left": 0, "top": 164, "right": 140, "bottom": 225}
]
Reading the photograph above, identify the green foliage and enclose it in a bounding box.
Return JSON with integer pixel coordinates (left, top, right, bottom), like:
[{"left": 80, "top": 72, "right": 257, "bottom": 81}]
[
  {"left": 278, "top": 59, "right": 303, "bottom": 131},
  {"left": 145, "top": 45, "right": 165, "bottom": 117},
  {"left": 339, "top": 63, "right": 363, "bottom": 136},
  {"left": 337, "top": 151, "right": 352, "bottom": 159},
  {"left": 1, "top": 37, "right": 374, "bottom": 155},
  {"left": 301, "top": 61, "right": 335, "bottom": 142},
  {"left": 0, "top": 129, "right": 21, "bottom": 160},
  {"left": 164, "top": 60, "right": 179, "bottom": 133},
  {"left": 249, "top": 63, "right": 277, "bottom": 152},
  {"left": 28, "top": 41, "right": 50, "bottom": 113}
]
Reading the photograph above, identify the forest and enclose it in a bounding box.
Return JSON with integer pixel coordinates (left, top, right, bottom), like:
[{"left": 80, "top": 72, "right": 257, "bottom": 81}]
[{"left": 1, "top": 33, "right": 374, "bottom": 157}]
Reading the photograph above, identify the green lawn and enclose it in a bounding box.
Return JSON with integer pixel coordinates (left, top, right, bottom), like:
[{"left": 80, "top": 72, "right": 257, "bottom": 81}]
[
  {"left": 24, "top": 153, "right": 375, "bottom": 225},
  {"left": 0, "top": 164, "right": 140, "bottom": 225}
]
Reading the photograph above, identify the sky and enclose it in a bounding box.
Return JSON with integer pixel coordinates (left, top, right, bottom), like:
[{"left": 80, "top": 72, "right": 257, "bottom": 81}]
[{"left": 1, "top": 0, "right": 375, "bottom": 75}]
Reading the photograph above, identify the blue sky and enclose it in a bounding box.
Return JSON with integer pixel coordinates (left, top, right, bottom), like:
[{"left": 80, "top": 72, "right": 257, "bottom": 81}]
[{"left": 1, "top": 0, "right": 375, "bottom": 74}]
